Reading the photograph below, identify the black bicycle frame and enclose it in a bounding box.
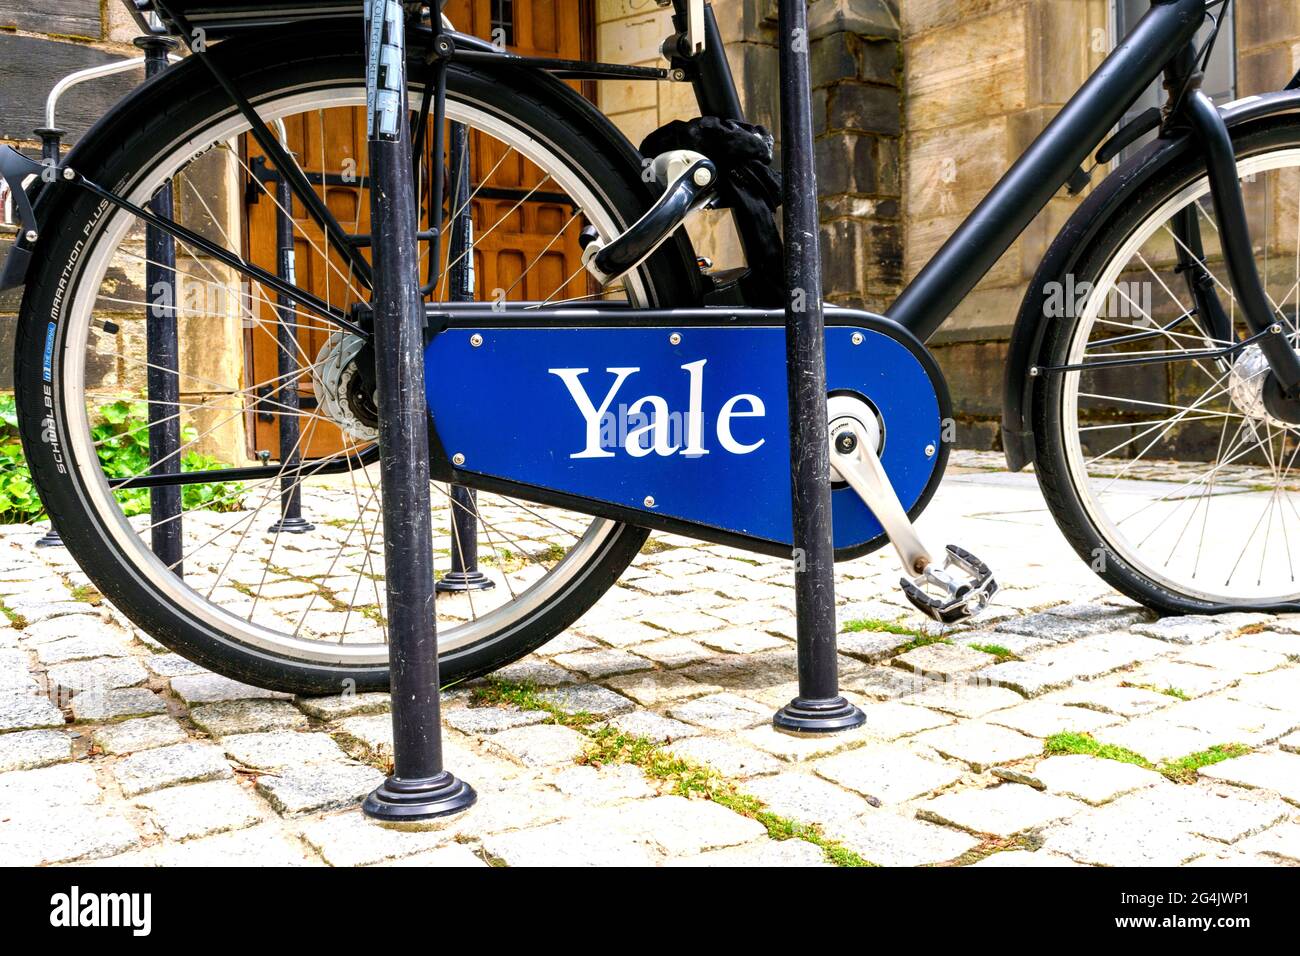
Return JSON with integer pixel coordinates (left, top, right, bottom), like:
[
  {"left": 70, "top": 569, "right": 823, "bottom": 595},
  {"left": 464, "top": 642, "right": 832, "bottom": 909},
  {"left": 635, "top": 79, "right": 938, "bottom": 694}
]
[{"left": 887, "top": 0, "right": 1208, "bottom": 340}]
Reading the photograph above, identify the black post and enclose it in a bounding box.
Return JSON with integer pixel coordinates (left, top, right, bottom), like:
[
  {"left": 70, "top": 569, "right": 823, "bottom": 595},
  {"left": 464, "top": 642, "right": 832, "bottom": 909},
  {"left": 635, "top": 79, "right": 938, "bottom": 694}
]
[
  {"left": 267, "top": 171, "right": 314, "bottom": 534},
  {"left": 34, "top": 129, "right": 65, "bottom": 550},
  {"left": 362, "top": 1, "right": 474, "bottom": 821},
  {"left": 137, "top": 36, "right": 184, "bottom": 576},
  {"left": 436, "top": 121, "right": 493, "bottom": 594},
  {"left": 771, "top": 0, "right": 863, "bottom": 735}
]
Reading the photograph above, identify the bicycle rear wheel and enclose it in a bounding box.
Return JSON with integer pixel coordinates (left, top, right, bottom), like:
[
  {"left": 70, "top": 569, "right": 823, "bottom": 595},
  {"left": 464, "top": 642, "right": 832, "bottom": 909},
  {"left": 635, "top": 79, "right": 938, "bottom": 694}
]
[{"left": 15, "top": 28, "right": 696, "bottom": 693}]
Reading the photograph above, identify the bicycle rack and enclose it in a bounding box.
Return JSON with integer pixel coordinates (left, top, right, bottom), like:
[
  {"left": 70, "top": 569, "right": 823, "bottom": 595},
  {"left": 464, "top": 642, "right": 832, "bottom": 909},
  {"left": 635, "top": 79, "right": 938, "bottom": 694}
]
[
  {"left": 362, "top": 0, "right": 474, "bottom": 822},
  {"left": 769, "top": 0, "right": 863, "bottom": 734}
]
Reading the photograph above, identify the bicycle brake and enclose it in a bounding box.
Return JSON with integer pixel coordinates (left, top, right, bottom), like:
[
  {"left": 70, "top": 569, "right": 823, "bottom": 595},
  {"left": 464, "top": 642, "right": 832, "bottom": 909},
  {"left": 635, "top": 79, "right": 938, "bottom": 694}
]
[{"left": 826, "top": 397, "right": 997, "bottom": 624}]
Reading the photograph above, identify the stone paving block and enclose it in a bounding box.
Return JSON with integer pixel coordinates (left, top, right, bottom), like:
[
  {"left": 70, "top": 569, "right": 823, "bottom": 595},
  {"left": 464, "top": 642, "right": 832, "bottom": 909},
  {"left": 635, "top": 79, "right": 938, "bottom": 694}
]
[
  {"left": 298, "top": 812, "right": 457, "bottom": 866},
  {"left": 1132, "top": 612, "right": 1271, "bottom": 645},
  {"left": 46, "top": 656, "right": 147, "bottom": 696},
  {"left": 294, "top": 692, "right": 392, "bottom": 720},
  {"left": 742, "top": 772, "right": 874, "bottom": 826},
  {"left": 1239, "top": 822, "right": 1300, "bottom": 863},
  {"left": 0, "top": 807, "right": 140, "bottom": 865},
  {"left": 445, "top": 706, "right": 550, "bottom": 735},
  {"left": 92, "top": 715, "right": 187, "bottom": 755},
  {"left": 34, "top": 634, "right": 132, "bottom": 665},
  {"left": 1225, "top": 668, "right": 1300, "bottom": 712},
  {"left": 255, "top": 763, "right": 385, "bottom": 816},
  {"left": 1022, "top": 754, "right": 1165, "bottom": 805},
  {"left": 1173, "top": 643, "right": 1288, "bottom": 675},
  {"left": 1164, "top": 696, "right": 1300, "bottom": 746},
  {"left": 331, "top": 714, "right": 395, "bottom": 764},
  {"left": 551, "top": 648, "right": 655, "bottom": 679},
  {"left": 970, "top": 849, "right": 1085, "bottom": 867},
  {"left": 1092, "top": 717, "right": 1223, "bottom": 764},
  {"left": 0, "top": 690, "right": 65, "bottom": 732},
  {"left": 903, "top": 681, "right": 1024, "bottom": 718},
  {"left": 836, "top": 630, "right": 911, "bottom": 663},
  {"left": 1232, "top": 630, "right": 1300, "bottom": 659},
  {"left": 854, "top": 701, "right": 952, "bottom": 740},
  {"left": 986, "top": 701, "right": 1121, "bottom": 738},
  {"left": 0, "top": 728, "right": 71, "bottom": 772},
  {"left": 665, "top": 838, "right": 829, "bottom": 867},
  {"left": 917, "top": 784, "right": 1082, "bottom": 837},
  {"left": 149, "top": 822, "right": 318, "bottom": 866},
  {"left": 480, "top": 817, "right": 660, "bottom": 866},
  {"left": 912, "top": 722, "right": 1042, "bottom": 772},
  {"left": 695, "top": 627, "right": 788, "bottom": 655},
  {"left": 1198, "top": 750, "right": 1300, "bottom": 804},
  {"left": 1150, "top": 785, "right": 1294, "bottom": 844},
  {"left": 224, "top": 731, "right": 349, "bottom": 770},
  {"left": 535, "top": 683, "right": 636, "bottom": 718},
  {"left": 975, "top": 661, "right": 1073, "bottom": 698},
  {"left": 142, "top": 653, "right": 211, "bottom": 679},
  {"left": 951, "top": 631, "right": 1050, "bottom": 657},
  {"left": 134, "top": 779, "right": 268, "bottom": 841},
  {"left": 632, "top": 638, "right": 716, "bottom": 668},
  {"left": 169, "top": 673, "right": 290, "bottom": 705},
  {"left": 997, "top": 604, "right": 1147, "bottom": 642},
  {"left": 551, "top": 763, "right": 655, "bottom": 804},
  {"left": 663, "top": 735, "right": 781, "bottom": 778},
  {"left": 71, "top": 687, "right": 168, "bottom": 722},
  {"left": 636, "top": 608, "right": 725, "bottom": 635},
  {"left": 734, "top": 723, "right": 868, "bottom": 761},
  {"left": 0, "top": 762, "right": 100, "bottom": 812},
  {"left": 667, "top": 692, "right": 771, "bottom": 730},
  {"left": 828, "top": 811, "right": 981, "bottom": 867},
  {"left": 604, "top": 670, "right": 719, "bottom": 706},
  {"left": 375, "top": 843, "right": 488, "bottom": 867},
  {"left": 604, "top": 710, "right": 700, "bottom": 743},
  {"left": 844, "top": 666, "right": 932, "bottom": 700},
  {"left": 1281, "top": 731, "right": 1300, "bottom": 755},
  {"left": 1040, "top": 806, "right": 1211, "bottom": 868},
  {"left": 190, "top": 699, "right": 310, "bottom": 736},
  {"left": 19, "top": 601, "right": 104, "bottom": 625},
  {"left": 1053, "top": 684, "right": 1177, "bottom": 717},
  {"left": 893, "top": 642, "right": 992, "bottom": 678},
  {"left": 575, "top": 618, "right": 674, "bottom": 648},
  {"left": 114, "top": 741, "right": 233, "bottom": 797},
  {"left": 814, "top": 745, "right": 964, "bottom": 805},
  {"left": 605, "top": 795, "right": 766, "bottom": 856},
  {"left": 1118, "top": 661, "right": 1237, "bottom": 699},
  {"left": 484, "top": 723, "right": 588, "bottom": 768}
]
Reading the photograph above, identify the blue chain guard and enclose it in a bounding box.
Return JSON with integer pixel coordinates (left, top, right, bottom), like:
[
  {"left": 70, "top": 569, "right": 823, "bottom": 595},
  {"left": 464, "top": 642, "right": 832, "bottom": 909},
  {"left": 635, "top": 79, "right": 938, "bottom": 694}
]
[{"left": 424, "top": 313, "right": 949, "bottom": 558}]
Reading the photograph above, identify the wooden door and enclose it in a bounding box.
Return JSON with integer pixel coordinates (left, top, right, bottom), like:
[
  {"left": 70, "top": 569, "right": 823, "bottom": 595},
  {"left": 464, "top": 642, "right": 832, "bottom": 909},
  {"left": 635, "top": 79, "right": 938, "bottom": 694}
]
[{"left": 244, "top": 0, "right": 593, "bottom": 460}]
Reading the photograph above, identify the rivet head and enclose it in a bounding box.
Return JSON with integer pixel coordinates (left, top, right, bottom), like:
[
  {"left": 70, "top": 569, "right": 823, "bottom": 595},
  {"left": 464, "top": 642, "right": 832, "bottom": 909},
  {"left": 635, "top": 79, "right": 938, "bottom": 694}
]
[
  {"left": 693, "top": 166, "right": 713, "bottom": 187},
  {"left": 925, "top": 444, "right": 936, "bottom": 457},
  {"left": 643, "top": 495, "right": 656, "bottom": 508},
  {"left": 1271, "top": 323, "right": 1284, "bottom": 335},
  {"left": 669, "top": 332, "right": 682, "bottom": 345},
  {"left": 452, "top": 453, "right": 465, "bottom": 466},
  {"left": 62, "top": 167, "right": 74, "bottom": 180},
  {"left": 469, "top": 334, "right": 483, "bottom": 347},
  {"left": 851, "top": 332, "right": 864, "bottom": 345},
  {"left": 24, "top": 230, "right": 37, "bottom": 243}
]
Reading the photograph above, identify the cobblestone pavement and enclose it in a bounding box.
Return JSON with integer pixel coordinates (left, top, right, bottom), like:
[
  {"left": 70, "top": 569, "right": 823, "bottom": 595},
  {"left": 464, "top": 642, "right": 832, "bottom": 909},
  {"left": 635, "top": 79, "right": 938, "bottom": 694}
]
[{"left": 2, "top": 451, "right": 1299, "bottom": 867}]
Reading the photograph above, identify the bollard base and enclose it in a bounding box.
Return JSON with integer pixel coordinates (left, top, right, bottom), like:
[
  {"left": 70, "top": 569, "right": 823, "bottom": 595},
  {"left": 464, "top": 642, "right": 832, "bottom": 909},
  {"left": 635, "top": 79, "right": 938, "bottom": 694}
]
[
  {"left": 773, "top": 695, "right": 865, "bottom": 735},
  {"left": 363, "top": 770, "right": 476, "bottom": 823},
  {"left": 269, "top": 516, "right": 315, "bottom": 534},
  {"left": 35, "top": 529, "right": 63, "bottom": 548},
  {"left": 435, "top": 570, "right": 496, "bottom": 593}
]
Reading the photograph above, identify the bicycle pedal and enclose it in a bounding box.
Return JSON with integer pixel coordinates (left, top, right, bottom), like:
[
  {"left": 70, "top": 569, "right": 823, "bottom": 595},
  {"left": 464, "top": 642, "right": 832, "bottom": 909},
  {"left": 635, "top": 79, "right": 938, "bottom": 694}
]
[{"left": 900, "top": 544, "right": 998, "bottom": 625}]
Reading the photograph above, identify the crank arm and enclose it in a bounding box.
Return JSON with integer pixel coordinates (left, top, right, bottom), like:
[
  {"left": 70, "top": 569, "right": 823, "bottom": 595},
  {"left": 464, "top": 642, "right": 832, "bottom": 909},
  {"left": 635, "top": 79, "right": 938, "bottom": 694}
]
[
  {"left": 828, "top": 416, "right": 997, "bottom": 624},
  {"left": 579, "top": 150, "right": 718, "bottom": 286}
]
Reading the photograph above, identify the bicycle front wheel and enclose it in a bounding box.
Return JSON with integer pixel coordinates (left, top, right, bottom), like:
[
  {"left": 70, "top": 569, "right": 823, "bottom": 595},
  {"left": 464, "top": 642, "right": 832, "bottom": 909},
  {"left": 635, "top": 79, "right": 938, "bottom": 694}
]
[{"left": 15, "top": 27, "right": 697, "bottom": 693}]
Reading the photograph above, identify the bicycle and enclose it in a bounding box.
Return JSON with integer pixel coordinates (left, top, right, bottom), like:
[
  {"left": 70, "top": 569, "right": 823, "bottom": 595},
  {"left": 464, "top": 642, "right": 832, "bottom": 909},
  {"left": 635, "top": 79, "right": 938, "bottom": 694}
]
[{"left": 1, "top": 0, "right": 1298, "bottom": 699}]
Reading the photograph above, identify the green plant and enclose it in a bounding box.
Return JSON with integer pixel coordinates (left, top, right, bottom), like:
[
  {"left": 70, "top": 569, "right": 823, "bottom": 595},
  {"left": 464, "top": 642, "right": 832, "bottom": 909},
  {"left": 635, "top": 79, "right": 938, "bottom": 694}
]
[{"left": 0, "top": 394, "right": 245, "bottom": 523}]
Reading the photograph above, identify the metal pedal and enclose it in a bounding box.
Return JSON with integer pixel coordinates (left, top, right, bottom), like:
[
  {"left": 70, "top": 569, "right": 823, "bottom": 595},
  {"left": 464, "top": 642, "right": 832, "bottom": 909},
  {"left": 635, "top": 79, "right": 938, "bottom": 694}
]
[
  {"left": 826, "top": 396, "right": 998, "bottom": 625},
  {"left": 900, "top": 544, "right": 998, "bottom": 624}
]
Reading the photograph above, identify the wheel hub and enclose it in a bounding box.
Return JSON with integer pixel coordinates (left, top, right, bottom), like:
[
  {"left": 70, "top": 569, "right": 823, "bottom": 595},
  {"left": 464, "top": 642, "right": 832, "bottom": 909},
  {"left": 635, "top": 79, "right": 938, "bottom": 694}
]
[
  {"left": 313, "top": 331, "right": 379, "bottom": 441},
  {"left": 1229, "top": 343, "right": 1300, "bottom": 427}
]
